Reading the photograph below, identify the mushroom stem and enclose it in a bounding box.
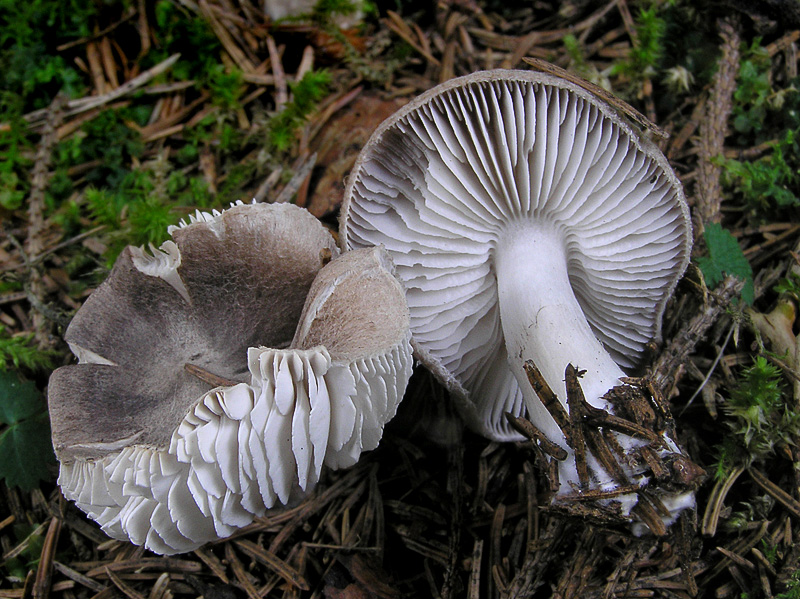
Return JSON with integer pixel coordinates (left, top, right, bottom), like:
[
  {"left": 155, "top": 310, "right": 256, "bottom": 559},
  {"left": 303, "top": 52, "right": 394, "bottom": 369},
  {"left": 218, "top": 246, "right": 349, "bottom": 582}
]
[
  {"left": 495, "top": 221, "right": 697, "bottom": 527},
  {"left": 495, "top": 222, "right": 632, "bottom": 490}
]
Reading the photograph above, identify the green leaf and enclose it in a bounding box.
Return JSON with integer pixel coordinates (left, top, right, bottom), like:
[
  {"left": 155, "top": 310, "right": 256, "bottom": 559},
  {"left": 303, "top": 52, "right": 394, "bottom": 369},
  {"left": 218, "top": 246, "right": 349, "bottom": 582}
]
[
  {"left": 0, "top": 369, "right": 43, "bottom": 425},
  {"left": 0, "top": 370, "right": 55, "bottom": 490},
  {"left": 696, "top": 223, "right": 755, "bottom": 305},
  {"left": 0, "top": 412, "right": 55, "bottom": 490}
]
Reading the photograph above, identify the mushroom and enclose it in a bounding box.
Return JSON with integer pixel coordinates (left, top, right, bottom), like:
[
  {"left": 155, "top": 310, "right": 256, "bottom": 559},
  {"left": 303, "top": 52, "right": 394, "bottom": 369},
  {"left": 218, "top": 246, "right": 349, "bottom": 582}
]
[
  {"left": 49, "top": 202, "right": 412, "bottom": 554},
  {"left": 340, "top": 69, "right": 696, "bottom": 530}
]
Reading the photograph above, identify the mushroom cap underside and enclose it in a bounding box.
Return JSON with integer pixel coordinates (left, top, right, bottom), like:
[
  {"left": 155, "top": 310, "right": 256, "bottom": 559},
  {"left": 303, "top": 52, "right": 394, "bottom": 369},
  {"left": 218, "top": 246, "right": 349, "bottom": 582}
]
[{"left": 340, "top": 69, "right": 692, "bottom": 440}]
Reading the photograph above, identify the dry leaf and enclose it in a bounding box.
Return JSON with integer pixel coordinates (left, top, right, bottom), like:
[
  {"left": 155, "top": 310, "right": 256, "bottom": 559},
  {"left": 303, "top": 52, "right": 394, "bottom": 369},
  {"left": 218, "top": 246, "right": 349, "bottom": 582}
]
[{"left": 306, "top": 94, "right": 405, "bottom": 217}]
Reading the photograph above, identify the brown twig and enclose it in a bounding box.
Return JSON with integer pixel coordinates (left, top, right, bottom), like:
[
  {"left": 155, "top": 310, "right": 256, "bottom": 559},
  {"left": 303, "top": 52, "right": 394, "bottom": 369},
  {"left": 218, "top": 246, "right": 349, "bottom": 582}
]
[
  {"left": 0, "top": 226, "right": 106, "bottom": 274},
  {"left": 267, "top": 36, "right": 288, "bottom": 109},
  {"left": 22, "top": 54, "right": 180, "bottom": 131},
  {"left": 749, "top": 468, "right": 800, "bottom": 520},
  {"left": 467, "top": 539, "right": 484, "bottom": 599},
  {"left": 32, "top": 517, "right": 61, "bottom": 599},
  {"left": 384, "top": 11, "right": 441, "bottom": 67},
  {"left": 649, "top": 275, "right": 745, "bottom": 397},
  {"left": 103, "top": 567, "right": 147, "bottom": 599},
  {"left": 694, "top": 16, "right": 741, "bottom": 230},
  {"left": 25, "top": 92, "right": 66, "bottom": 348},
  {"left": 224, "top": 543, "right": 261, "bottom": 599},
  {"left": 702, "top": 466, "right": 746, "bottom": 537},
  {"left": 523, "top": 57, "right": 669, "bottom": 138},
  {"left": 273, "top": 153, "right": 317, "bottom": 204},
  {"left": 56, "top": 9, "right": 137, "bottom": 51},
  {"left": 505, "top": 413, "right": 568, "bottom": 461},
  {"left": 51, "top": 562, "right": 107, "bottom": 594},
  {"left": 440, "top": 436, "right": 465, "bottom": 599},
  {"left": 233, "top": 539, "right": 310, "bottom": 591},
  {"left": 523, "top": 360, "right": 571, "bottom": 439},
  {"left": 183, "top": 363, "right": 239, "bottom": 388},
  {"left": 199, "top": 0, "right": 255, "bottom": 74}
]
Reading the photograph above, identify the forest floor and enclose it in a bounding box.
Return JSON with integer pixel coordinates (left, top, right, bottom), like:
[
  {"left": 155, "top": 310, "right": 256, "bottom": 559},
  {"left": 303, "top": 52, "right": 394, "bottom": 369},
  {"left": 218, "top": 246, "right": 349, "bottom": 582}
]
[{"left": 2, "top": 1, "right": 800, "bottom": 597}]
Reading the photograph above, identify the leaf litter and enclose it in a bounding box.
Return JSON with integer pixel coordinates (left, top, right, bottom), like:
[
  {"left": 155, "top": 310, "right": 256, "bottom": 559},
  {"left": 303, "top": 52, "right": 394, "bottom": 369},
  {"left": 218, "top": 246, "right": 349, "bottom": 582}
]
[{"left": 2, "top": 1, "right": 800, "bottom": 597}]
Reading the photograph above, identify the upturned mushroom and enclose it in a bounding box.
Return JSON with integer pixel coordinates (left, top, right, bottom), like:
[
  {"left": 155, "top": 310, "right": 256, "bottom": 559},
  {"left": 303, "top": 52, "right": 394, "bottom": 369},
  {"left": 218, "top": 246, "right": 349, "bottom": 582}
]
[
  {"left": 340, "top": 69, "right": 697, "bottom": 531},
  {"left": 49, "top": 202, "right": 412, "bottom": 554}
]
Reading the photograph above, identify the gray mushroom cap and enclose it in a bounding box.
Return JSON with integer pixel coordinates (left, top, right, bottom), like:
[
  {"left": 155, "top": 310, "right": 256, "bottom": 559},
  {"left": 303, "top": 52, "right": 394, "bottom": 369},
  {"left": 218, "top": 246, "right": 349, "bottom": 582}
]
[
  {"left": 49, "top": 203, "right": 413, "bottom": 554},
  {"left": 50, "top": 202, "right": 337, "bottom": 462}
]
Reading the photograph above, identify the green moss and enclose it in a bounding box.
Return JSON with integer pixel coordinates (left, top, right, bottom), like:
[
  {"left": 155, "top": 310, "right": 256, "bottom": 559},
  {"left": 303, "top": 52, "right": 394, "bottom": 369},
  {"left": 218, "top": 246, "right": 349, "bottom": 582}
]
[
  {"left": 267, "top": 70, "right": 331, "bottom": 153},
  {"left": 0, "top": 327, "right": 55, "bottom": 372},
  {"left": 725, "top": 357, "right": 799, "bottom": 463},
  {"left": 719, "top": 42, "right": 800, "bottom": 216},
  {"left": 611, "top": 8, "right": 666, "bottom": 84},
  {"left": 0, "top": 92, "right": 32, "bottom": 210}
]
